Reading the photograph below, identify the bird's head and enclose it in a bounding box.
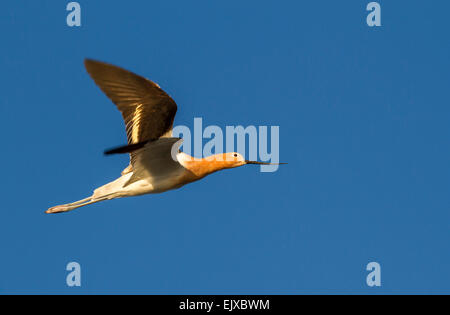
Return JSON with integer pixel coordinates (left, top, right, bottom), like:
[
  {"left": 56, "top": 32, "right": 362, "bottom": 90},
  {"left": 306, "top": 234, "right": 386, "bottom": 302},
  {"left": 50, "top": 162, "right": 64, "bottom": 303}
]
[
  {"left": 205, "top": 152, "right": 286, "bottom": 170},
  {"left": 204, "top": 152, "right": 246, "bottom": 170}
]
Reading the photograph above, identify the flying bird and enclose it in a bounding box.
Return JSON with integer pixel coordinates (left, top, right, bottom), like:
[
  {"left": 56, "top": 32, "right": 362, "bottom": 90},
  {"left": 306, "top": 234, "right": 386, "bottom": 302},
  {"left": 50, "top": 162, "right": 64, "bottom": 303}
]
[{"left": 46, "top": 60, "right": 284, "bottom": 214}]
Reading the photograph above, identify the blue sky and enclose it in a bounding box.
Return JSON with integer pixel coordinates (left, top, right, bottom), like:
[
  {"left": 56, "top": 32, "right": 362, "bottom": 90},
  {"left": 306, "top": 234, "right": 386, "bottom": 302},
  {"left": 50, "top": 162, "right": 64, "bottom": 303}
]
[{"left": 0, "top": 1, "right": 449, "bottom": 294}]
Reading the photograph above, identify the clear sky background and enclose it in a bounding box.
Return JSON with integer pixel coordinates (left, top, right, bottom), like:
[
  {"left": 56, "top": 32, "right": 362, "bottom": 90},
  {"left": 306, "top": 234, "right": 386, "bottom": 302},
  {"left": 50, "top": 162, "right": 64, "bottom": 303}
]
[{"left": 1, "top": 1, "right": 449, "bottom": 294}]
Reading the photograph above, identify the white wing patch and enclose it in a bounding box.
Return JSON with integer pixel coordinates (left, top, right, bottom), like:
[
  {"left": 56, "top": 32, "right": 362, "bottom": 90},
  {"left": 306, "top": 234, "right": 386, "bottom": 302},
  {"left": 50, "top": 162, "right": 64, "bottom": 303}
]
[{"left": 131, "top": 104, "right": 144, "bottom": 143}]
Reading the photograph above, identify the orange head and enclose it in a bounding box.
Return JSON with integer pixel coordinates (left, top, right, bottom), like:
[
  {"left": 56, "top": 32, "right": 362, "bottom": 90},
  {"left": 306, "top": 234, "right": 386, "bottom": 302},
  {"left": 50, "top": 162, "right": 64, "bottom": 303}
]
[{"left": 204, "top": 152, "right": 247, "bottom": 169}]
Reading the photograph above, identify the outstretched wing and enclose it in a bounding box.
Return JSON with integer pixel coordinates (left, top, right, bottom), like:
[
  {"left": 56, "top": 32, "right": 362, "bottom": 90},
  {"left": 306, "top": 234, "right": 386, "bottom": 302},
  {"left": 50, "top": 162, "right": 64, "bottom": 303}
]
[
  {"left": 84, "top": 59, "right": 178, "bottom": 145},
  {"left": 125, "top": 137, "right": 184, "bottom": 187}
]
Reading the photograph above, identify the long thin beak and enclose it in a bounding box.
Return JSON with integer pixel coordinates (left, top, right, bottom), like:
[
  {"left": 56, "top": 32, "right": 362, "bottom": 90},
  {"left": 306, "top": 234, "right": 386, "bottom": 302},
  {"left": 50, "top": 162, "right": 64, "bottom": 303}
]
[{"left": 245, "top": 161, "right": 287, "bottom": 165}]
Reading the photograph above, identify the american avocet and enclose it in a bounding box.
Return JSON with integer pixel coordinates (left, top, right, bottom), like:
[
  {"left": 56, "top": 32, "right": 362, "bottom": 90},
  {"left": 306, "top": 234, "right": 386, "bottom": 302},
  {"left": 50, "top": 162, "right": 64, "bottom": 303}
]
[{"left": 46, "top": 60, "right": 284, "bottom": 214}]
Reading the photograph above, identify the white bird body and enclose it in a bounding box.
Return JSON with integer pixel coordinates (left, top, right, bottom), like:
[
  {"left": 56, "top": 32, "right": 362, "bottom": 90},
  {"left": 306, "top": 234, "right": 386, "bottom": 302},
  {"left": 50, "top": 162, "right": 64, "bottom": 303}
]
[{"left": 93, "top": 152, "right": 197, "bottom": 199}]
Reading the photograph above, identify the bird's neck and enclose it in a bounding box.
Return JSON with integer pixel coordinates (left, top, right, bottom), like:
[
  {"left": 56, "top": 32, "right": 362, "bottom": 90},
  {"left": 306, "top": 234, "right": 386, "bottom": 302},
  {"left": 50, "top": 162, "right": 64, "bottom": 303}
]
[{"left": 177, "top": 153, "right": 228, "bottom": 179}]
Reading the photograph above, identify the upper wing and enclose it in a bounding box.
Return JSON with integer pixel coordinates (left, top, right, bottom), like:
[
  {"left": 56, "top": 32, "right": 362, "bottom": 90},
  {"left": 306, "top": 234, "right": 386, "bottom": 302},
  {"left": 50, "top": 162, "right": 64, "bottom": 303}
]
[{"left": 84, "top": 59, "right": 178, "bottom": 145}]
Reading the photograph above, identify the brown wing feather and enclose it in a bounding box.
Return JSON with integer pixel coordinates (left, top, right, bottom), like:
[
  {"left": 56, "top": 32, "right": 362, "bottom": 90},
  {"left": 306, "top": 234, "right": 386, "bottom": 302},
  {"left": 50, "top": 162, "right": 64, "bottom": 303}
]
[{"left": 84, "top": 59, "right": 177, "bottom": 144}]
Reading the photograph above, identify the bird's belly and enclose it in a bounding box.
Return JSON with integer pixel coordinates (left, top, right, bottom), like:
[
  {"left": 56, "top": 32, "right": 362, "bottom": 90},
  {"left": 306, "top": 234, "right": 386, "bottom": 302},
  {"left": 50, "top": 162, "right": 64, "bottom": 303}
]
[
  {"left": 121, "top": 178, "right": 155, "bottom": 196},
  {"left": 120, "top": 171, "right": 191, "bottom": 196}
]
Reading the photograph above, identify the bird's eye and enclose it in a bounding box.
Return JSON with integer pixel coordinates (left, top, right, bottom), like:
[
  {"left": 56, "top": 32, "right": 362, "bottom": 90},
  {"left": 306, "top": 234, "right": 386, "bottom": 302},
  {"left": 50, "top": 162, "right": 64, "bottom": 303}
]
[{"left": 234, "top": 154, "right": 238, "bottom": 157}]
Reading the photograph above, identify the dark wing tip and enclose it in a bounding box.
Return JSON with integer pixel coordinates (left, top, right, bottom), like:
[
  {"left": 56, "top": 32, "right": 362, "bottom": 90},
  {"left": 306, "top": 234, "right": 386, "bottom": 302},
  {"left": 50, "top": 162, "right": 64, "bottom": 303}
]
[
  {"left": 84, "top": 58, "right": 109, "bottom": 67},
  {"left": 84, "top": 58, "right": 101, "bottom": 70},
  {"left": 84, "top": 58, "right": 122, "bottom": 75},
  {"left": 104, "top": 141, "right": 150, "bottom": 155}
]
